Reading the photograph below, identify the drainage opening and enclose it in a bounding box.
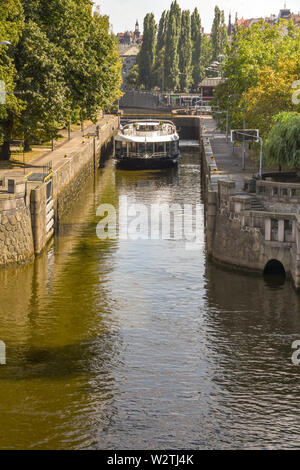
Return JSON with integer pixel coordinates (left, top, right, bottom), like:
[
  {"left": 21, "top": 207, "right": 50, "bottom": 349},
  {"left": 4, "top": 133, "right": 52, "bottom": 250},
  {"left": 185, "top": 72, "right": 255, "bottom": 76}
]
[{"left": 263, "top": 259, "right": 286, "bottom": 287}]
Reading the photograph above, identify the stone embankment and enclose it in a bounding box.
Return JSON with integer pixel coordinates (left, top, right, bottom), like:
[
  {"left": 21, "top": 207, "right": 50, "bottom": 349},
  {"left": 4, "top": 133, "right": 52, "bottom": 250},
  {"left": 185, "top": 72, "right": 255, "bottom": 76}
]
[{"left": 201, "top": 116, "right": 300, "bottom": 291}]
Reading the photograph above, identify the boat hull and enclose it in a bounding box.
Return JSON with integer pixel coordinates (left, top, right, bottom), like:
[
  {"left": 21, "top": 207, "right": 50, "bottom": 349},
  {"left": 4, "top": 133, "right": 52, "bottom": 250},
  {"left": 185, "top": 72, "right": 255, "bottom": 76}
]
[{"left": 115, "top": 156, "right": 180, "bottom": 171}]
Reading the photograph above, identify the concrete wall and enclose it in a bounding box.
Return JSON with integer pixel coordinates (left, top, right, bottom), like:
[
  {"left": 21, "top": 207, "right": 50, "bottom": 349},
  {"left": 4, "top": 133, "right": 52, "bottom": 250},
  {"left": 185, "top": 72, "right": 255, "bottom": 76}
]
[{"left": 120, "top": 91, "right": 160, "bottom": 109}]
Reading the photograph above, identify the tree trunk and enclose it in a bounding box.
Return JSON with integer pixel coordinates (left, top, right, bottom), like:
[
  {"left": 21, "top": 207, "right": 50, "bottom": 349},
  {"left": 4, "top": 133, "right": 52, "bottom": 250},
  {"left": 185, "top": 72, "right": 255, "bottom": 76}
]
[
  {"left": 0, "top": 140, "right": 11, "bottom": 161},
  {"left": 0, "top": 118, "right": 13, "bottom": 161}
]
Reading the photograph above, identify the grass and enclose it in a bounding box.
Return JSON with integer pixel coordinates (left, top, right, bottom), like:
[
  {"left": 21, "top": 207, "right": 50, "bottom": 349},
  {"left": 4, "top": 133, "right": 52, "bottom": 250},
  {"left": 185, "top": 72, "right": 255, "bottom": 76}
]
[{"left": 7, "top": 119, "right": 96, "bottom": 166}]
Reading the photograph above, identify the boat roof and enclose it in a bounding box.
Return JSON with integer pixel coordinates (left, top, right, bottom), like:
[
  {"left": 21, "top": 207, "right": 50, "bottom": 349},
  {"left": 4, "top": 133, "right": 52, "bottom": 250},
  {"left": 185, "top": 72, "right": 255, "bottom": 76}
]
[{"left": 116, "top": 119, "right": 179, "bottom": 143}]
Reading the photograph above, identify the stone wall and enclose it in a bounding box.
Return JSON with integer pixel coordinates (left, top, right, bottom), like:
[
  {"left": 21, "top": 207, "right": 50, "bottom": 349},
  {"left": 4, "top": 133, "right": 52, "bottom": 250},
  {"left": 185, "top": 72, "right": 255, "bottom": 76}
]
[
  {"left": 0, "top": 178, "right": 34, "bottom": 267},
  {"left": 201, "top": 130, "right": 300, "bottom": 291}
]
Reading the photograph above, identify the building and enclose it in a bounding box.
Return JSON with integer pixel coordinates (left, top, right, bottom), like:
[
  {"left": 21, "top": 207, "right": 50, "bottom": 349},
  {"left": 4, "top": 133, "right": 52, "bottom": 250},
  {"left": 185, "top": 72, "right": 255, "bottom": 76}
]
[
  {"left": 118, "top": 45, "right": 140, "bottom": 89},
  {"left": 200, "top": 78, "right": 224, "bottom": 103},
  {"left": 228, "top": 6, "right": 300, "bottom": 39},
  {"left": 117, "top": 20, "right": 143, "bottom": 45}
]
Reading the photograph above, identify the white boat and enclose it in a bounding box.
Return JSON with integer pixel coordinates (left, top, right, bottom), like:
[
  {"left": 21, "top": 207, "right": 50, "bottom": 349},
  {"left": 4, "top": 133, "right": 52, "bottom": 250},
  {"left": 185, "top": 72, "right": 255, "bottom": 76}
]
[{"left": 114, "top": 120, "right": 180, "bottom": 170}]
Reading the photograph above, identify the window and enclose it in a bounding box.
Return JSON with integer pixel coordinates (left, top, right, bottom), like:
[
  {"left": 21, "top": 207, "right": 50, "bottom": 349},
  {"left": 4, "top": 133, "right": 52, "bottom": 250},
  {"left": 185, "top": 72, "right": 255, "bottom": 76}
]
[
  {"left": 155, "top": 142, "right": 165, "bottom": 154},
  {"left": 115, "top": 140, "right": 122, "bottom": 156},
  {"left": 138, "top": 143, "right": 146, "bottom": 155},
  {"left": 271, "top": 219, "right": 278, "bottom": 241},
  {"left": 146, "top": 142, "right": 153, "bottom": 154}
]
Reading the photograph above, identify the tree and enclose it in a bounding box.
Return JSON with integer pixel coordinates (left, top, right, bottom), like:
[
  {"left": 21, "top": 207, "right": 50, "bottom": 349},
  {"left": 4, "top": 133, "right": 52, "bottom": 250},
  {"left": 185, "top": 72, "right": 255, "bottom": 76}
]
[
  {"left": 164, "top": 2, "right": 181, "bottom": 91},
  {"left": 191, "top": 8, "right": 202, "bottom": 90},
  {"left": 244, "top": 57, "right": 300, "bottom": 136},
  {"left": 138, "top": 13, "right": 157, "bottom": 90},
  {"left": 0, "top": 0, "right": 122, "bottom": 159},
  {"left": 153, "top": 10, "right": 168, "bottom": 89},
  {"left": 214, "top": 21, "right": 300, "bottom": 131},
  {"left": 265, "top": 112, "right": 300, "bottom": 168},
  {"left": 179, "top": 11, "right": 192, "bottom": 92},
  {"left": 211, "top": 6, "right": 228, "bottom": 62},
  {"left": 126, "top": 64, "right": 139, "bottom": 90},
  {"left": 0, "top": 0, "right": 24, "bottom": 160},
  {"left": 15, "top": 20, "right": 68, "bottom": 150}
]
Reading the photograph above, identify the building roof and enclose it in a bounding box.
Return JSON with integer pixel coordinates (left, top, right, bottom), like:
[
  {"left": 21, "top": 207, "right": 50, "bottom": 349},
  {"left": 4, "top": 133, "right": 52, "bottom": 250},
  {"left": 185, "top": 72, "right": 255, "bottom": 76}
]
[
  {"left": 119, "top": 45, "right": 140, "bottom": 57},
  {"left": 200, "top": 78, "right": 224, "bottom": 87}
]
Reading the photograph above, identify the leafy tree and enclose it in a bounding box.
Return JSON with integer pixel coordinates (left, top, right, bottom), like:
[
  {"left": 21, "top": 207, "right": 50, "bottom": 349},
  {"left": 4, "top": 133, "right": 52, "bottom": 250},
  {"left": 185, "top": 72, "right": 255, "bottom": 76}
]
[
  {"left": 153, "top": 10, "right": 168, "bottom": 89},
  {"left": 265, "top": 112, "right": 300, "bottom": 168},
  {"left": 164, "top": 4, "right": 181, "bottom": 91},
  {"left": 179, "top": 11, "right": 192, "bottom": 92},
  {"left": 126, "top": 64, "right": 139, "bottom": 90},
  {"left": 0, "top": 0, "right": 24, "bottom": 160},
  {"left": 245, "top": 57, "right": 300, "bottom": 136},
  {"left": 0, "top": 0, "right": 122, "bottom": 159},
  {"left": 191, "top": 8, "right": 202, "bottom": 90},
  {"left": 138, "top": 13, "right": 157, "bottom": 90},
  {"left": 214, "top": 21, "right": 300, "bottom": 130},
  {"left": 211, "top": 6, "right": 228, "bottom": 62},
  {"left": 15, "top": 20, "right": 68, "bottom": 150}
]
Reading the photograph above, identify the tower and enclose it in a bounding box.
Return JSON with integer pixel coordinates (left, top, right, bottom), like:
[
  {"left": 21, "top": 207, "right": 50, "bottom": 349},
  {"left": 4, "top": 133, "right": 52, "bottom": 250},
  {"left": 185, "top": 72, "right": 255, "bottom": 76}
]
[{"left": 134, "top": 20, "right": 140, "bottom": 41}]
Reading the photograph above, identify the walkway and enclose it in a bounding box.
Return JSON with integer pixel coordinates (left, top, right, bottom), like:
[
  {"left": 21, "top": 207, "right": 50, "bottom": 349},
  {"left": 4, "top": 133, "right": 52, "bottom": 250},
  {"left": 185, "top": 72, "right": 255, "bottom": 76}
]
[
  {"left": 0, "top": 115, "right": 115, "bottom": 181},
  {"left": 201, "top": 116, "right": 258, "bottom": 190}
]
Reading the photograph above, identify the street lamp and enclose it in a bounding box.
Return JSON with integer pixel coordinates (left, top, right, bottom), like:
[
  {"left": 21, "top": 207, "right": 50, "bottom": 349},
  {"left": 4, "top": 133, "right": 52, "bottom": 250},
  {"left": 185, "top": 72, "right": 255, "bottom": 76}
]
[{"left": 0, "top": 41, "right": 12, "bottom": 46}]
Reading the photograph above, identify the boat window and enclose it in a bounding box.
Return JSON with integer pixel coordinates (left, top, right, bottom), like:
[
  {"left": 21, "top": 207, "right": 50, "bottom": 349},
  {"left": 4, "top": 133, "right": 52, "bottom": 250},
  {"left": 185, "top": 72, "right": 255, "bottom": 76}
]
[
  {"left": 166, "top": 142, "right": 170, "bottom": 154},
  {"left": 115, "top": 141, "right": 122, "bottom": 153},
  {"left": 146, "top": 142, "right": 153, "bottom": 154},
  {"left": 138, "top": 143, "right": 146, "bottom": 154},
  {"left": 155, "top": 142, "right": 165, "bottom": 154},
  {"left": 130, "top": 142, "right": 137, "bottom": 154}
]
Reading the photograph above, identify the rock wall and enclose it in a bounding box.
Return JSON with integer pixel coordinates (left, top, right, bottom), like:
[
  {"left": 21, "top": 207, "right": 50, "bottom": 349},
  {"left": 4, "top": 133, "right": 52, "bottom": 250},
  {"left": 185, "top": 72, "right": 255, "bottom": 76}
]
[{"left": 0, "top": 181, "right": 34, "bottom": 267}]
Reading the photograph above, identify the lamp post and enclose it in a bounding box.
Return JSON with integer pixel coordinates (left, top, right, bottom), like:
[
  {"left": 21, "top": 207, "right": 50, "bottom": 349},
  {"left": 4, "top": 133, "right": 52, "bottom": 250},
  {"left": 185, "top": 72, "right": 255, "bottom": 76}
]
[{"left": 0, "top": 41, "right": 12, "bottom": 46}]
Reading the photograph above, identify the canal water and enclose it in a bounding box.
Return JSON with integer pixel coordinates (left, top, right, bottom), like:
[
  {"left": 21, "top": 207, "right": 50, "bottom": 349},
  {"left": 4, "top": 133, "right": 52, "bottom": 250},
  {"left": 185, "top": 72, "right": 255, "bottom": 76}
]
[{"left": 0, "top": 147, "right": 300, "bottom": 450}]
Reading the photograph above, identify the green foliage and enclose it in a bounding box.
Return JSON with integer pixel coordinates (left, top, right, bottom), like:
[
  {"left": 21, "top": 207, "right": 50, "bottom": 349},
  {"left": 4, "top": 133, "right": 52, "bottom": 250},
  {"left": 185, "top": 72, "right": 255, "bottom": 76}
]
[
  {"left": 139, "top": 2, "right": 207, "bottom": 92},
  {"left": 179, "top": 11, "right": 192, "bottom": 92},
  {"left": 164, "top": 13, "right": 180, "bottom": 91},
  {"left": 0, "top": 0, "right": 122, "bottom": 159},
  {"left": 211, "top": 6, "right": 228, "bottom": 62},
  {"left": 138, "top": 13, "right": 157, "bottom": 90},
  {"left": 214, "top": 21, "right": 300, "bottom": 131},
  {"left": 191, "top": 8, "right": 202, "bottom": 90},
  {"left": 265, "top": 112, "right": 300, "bottom": 168},
  {"left": 153, "top": 10, "right": 168, "bottom": 89},
  {"left": 126, "top": 64, "right": 139, "bottom": 90}
]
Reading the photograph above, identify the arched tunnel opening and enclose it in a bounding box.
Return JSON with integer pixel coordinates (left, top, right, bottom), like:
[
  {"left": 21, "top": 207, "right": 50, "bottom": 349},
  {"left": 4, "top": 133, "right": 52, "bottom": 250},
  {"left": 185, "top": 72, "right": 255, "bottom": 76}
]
[{"left": 263, "top": 259, "right": 286, "bottom": 287}]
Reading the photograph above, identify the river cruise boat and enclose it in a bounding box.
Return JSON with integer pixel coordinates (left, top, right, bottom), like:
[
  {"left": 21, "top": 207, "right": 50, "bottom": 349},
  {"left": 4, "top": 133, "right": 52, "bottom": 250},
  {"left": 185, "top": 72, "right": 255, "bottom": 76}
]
[{"left": 114, "top": 120, "right": 180, "bottom": 170}]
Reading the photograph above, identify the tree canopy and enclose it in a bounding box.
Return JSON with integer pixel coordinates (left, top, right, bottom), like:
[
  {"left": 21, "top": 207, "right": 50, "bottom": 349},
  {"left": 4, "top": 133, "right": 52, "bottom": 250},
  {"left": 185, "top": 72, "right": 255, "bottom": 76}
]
[
  {"left": 0, "top": 0, "right": 122, "bottom": 160},
  {"left": 265, "top": 112, "right": 300, "bottom": 168},
  {"left": 132, "top": 1, "right": 213, "bottom": 92}
]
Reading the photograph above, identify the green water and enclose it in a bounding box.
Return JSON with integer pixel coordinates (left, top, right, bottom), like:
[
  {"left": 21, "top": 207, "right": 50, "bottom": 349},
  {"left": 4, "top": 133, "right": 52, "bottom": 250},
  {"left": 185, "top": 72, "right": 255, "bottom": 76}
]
[{"left": 0, "top": 149, "right": 300, "bottom": 450}]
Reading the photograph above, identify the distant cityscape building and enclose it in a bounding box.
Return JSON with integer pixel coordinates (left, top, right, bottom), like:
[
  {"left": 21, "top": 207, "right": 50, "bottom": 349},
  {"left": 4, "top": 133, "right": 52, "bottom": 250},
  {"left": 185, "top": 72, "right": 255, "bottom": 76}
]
[
  {"left": 227, "top": 6, "right": 300, "bottom": 40},
  {"left": 117, "top": 20, "right": 143, "bottom": 45}
]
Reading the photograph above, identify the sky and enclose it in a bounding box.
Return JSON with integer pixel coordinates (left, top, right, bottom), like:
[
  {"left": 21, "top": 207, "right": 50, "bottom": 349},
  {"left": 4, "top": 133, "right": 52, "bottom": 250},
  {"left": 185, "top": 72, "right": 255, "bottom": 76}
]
[{"left": 95, "top": 0, "right": 300, "bottom": 34}]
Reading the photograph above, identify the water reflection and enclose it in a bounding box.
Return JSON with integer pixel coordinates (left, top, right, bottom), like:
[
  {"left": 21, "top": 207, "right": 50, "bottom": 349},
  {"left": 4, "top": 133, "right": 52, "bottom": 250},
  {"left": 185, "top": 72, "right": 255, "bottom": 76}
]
[{"left": 0, "top": 148, "right": 299, "bottom": 449}]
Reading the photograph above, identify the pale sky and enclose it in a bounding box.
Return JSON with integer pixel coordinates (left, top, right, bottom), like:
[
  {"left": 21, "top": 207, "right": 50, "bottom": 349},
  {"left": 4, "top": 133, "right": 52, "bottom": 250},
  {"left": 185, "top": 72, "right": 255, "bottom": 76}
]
[{"left": 95, "top": 0, "right": 300, "bottom": 34}]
